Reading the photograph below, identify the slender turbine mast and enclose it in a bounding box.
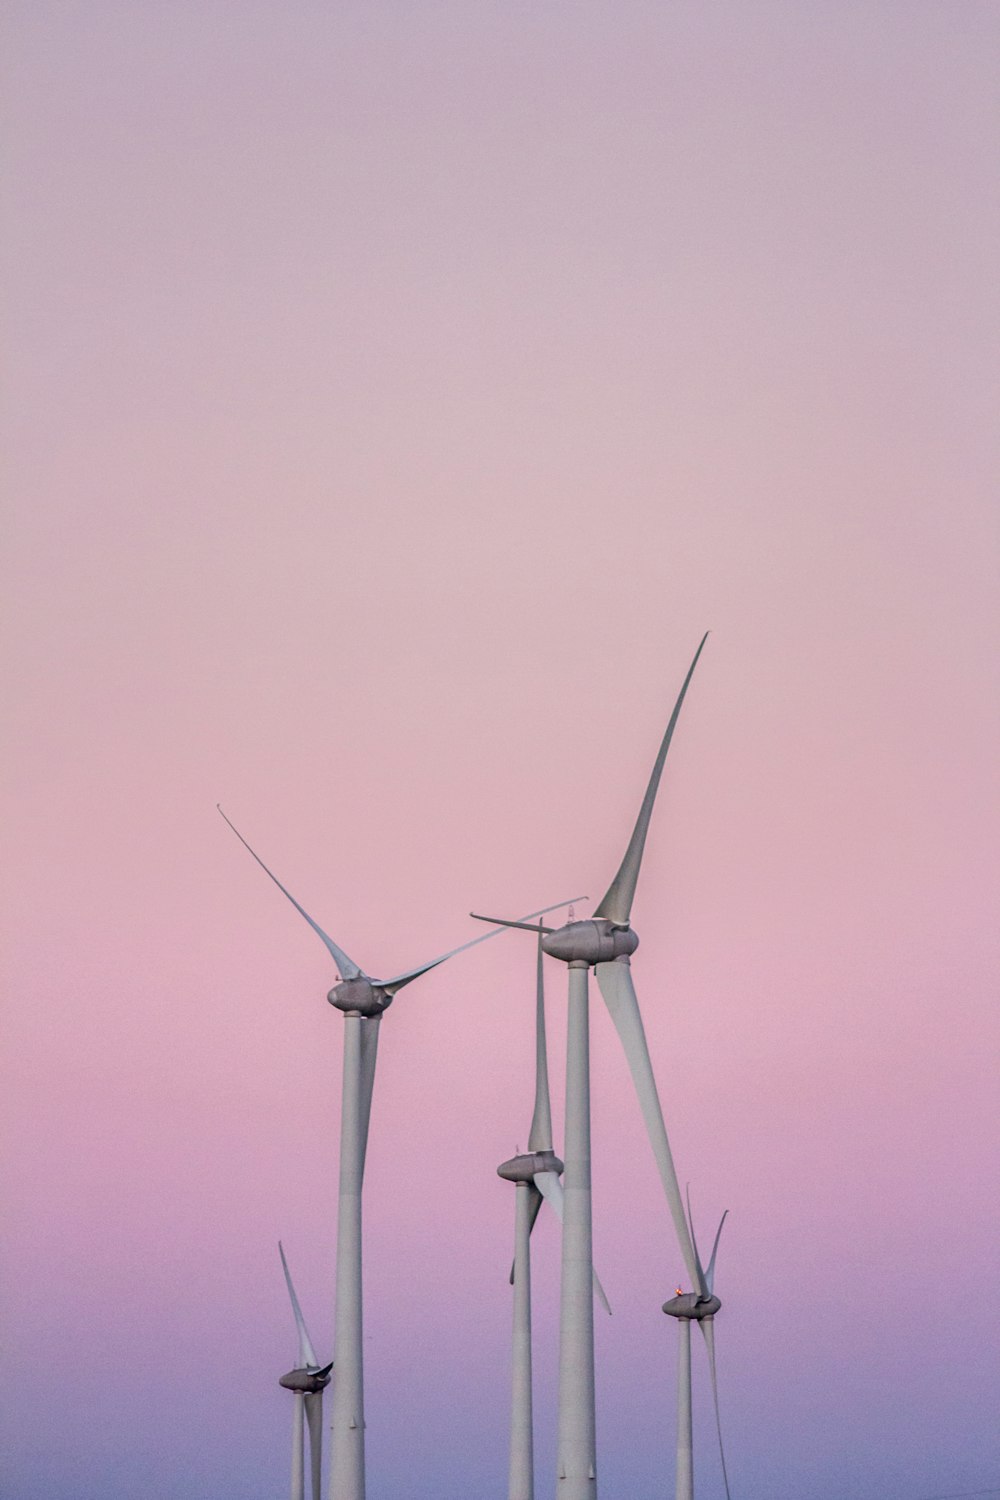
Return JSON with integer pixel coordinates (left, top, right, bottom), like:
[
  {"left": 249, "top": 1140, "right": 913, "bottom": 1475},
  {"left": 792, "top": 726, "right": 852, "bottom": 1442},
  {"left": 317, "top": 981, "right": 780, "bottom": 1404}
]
[
  {"left": 278, "top": 1242, "right": 333, "bottom": 1500},
  {"left": 219, "top": 806, "right": 576, "bottom": 1500},
  {"left": 661, "top": 1196, "right": 730, "bottom": 1500},
  {"left": 473, "top": 634, "right": 710, "bottom": 1499},
  {"left": 496, "top": 926, "right": 611, "bottom": 1500}
]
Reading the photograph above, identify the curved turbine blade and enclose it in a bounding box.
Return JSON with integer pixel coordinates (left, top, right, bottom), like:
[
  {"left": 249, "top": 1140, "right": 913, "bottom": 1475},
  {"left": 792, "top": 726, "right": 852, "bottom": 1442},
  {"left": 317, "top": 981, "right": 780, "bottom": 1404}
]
[
  {"left": 534, "top": 1171, "right": 612, "bottom": 1315},
  {"left": 533, "top": 1168, "right": 562, "bottom": 1217},
  {"left": 699, "top": 1316, "right": 732, "bottom": 1500},
  {"left": 382, "top": 897, "right": 584, "bottom": 993},
  {"left": 358, "top": 1015, "right": 381, "bottom": 1179},
  {"left": 593, "top": 634, "right": 708, "bottom": 925},
  {"left": 595, "top": 960, "right": 701, "bottom": 1291},
  {"left": 684, "top": 1184, "right": 711, "bottom": 1296},
  {"left": 470, "top": 915, "right": 556, "bottom": 934},
  {"left": 684, "top": 1187, "right": 729, "bottom": 1295},
  {"left": 594, "top": 1273, "right": 612, "bottom": 1319},
  {"left": 705, "top": 1209, "right": 729, "bottom": 1296},
  {"left": 527, "top": 1181, "right": 544, "bottom": 1237},
  {"left": 509, "top": 1183, "right": 544, "bottom": 1284},
  {"left": 279, "top": 1242, "right": 319, "bottom": 1369},
  {"left": 217, "top": 807, "right": 362, "bottom": 980},
  {"left": 304, "top": 1389, "right": 324, "bottom": 1500},
  {"left": 527, "top": 926, "right": 553, "bottom": 1153}
]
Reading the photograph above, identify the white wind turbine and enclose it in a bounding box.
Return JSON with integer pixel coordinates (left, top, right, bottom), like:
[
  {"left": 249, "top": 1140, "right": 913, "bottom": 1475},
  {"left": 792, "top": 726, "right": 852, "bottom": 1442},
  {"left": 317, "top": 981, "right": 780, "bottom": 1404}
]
[
  {"left": 661, "top": 1193, "right": 731, "bottom": 1500},
  {"left": 473, "top": 635, "right": 710, "bottom": 1500},
  {"left": 496, "top": 924, "right": 611, "bottom": 1500},
  {"left": 219, "top": 806, "right": 575, "bottom": 1500},
  {"left": 278, "top": 1242, "right": 333, "bottom": 1500}
]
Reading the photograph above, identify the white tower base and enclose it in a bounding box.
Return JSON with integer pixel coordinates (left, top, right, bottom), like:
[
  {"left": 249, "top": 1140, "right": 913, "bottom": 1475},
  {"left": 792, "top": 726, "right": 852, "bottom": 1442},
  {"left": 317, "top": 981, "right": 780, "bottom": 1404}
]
[
  {"left": 556, "top": 962, "right": 597, "bottom": 1497},
  {"left": 329, "top": 1014, "right": 365, "bottom": 1500}
]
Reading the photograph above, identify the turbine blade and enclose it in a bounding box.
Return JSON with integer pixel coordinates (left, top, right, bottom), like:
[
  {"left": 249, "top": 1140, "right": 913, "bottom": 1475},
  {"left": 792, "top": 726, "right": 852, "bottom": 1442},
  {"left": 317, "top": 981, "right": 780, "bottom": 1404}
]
[
  {"left": 509, "top": 1183, "right": 544, "bottom": 1284},
  {"left": 594, "top": 1270, "right": 612, "bottom": 1318},
  {"left": 533, "top": 1167, "right": 562, "bottom": 1218},
  {"left": 705, "top": 1209, "right": 729, "bottom": 1295},
  {"left": 684, "top": 1184, "right": 709, "bottom": 1295},
  {"left": 593, "top": 634, "right": 708, "bottom": 925},
  {"left": 527, "top": 925, "right": 553, "bottom": 1153},
  {"left": 383, "top": 897, "right": 584, "bottom": 992},
  {"left": 470, "top": 915, "right": 556, "bottom": 934},
  {"left": 700, "top": 1316, "right": 733, "bottom": 1500},
  {"left": 534, "top": 1171, "right": 612, "bottom": 1315},
  {"left": 279, "top": 1242, "right": 319, "bottom": 1369},
  {"left": 595, "top": 961, "right": 702, "bottom": 1290},
  {"left": 217, "top": 807, "right": 362, "bottom": 979},
  {"left": 304, "top": 1390, "right": 324, "bottom": 1500},
  {"left": 527, "top": 1181, "right": 544, "bottom": 1236},
  {"left": 358, "top": 1015, "right": 381, "bottom": 1179}
]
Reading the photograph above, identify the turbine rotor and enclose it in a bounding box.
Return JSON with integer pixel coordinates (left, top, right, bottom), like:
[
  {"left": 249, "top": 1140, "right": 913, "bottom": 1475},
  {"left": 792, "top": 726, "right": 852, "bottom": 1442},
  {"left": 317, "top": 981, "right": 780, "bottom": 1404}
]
[
  {"left": 497, "top": 1148, "right": 564, "bottom": 1183},
  {"left": 661, "top": 1291, "right": 722, "bottom": 1320},
  {"left": 327, "top": 976, "right": 391, "bottom": 1016},
  {"left": 279, "top": 1364, "right": 333, "bottom": 1394}
]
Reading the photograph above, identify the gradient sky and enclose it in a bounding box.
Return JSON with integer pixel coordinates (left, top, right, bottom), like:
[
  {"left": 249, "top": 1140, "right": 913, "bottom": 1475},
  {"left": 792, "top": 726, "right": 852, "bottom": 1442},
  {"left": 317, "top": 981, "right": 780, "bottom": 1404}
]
[{"left": 2, "top": 4, "right": 998, "bottom": 1499}]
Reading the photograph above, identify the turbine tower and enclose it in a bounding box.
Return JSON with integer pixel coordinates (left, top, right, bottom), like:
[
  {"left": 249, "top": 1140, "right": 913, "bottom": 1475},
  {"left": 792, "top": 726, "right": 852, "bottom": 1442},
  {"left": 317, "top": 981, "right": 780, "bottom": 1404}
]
[
  {"left": 661, "top": 1195, "right": 730, "bottom": 1500},
  {"left": 496, "top": 925, "right": 610, "bottom": 1500},
  {"left": 278, "top": 1242, "right": 332, "bottom": 1500},
  {"left": 219, "top": 805, "right": 575, "bottom": 1500},
  {"left": 473, "top": 634, "right": 709, "bottom": 1499}
]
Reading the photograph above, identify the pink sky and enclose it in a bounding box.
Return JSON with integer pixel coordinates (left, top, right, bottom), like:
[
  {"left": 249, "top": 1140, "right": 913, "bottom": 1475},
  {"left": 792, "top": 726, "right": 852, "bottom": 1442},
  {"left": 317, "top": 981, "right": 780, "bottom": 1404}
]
[{"left": 3, "top": 4, "right": 998, "bottom": 1498}]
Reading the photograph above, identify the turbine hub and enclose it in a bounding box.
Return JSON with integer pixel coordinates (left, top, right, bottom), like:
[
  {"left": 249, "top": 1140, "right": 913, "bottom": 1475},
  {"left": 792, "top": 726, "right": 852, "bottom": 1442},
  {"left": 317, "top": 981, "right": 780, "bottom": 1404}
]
[
  {"left": 497, "top": 1149, "right": 564, "bottom": 1183},
  {"left": 661, "top": 1291, "right": 721, "bottom": 1321},
  {"left": 327, "top": 977, "right": 391, "bottom": 1016},
  {"left": 279, "top": 1365, "right": 332, "bottom": 1394},
  {"left": 541, "top": 918, "right": 638, "bottom": 967}
]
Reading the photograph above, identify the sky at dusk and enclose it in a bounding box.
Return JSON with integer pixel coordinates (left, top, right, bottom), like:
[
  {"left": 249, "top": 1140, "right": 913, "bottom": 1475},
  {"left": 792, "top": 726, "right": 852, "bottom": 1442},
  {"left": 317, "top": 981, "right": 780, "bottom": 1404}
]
[{"left": 2, "top": 4, "right": 998, "bottom": 1499}]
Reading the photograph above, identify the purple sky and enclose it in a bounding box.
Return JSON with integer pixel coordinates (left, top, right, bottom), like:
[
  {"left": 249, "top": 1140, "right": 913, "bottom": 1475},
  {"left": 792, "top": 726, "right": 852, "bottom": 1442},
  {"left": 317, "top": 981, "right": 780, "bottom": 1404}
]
[{"left": 3, "top": 4, "right": 998, "bottom": 1498}]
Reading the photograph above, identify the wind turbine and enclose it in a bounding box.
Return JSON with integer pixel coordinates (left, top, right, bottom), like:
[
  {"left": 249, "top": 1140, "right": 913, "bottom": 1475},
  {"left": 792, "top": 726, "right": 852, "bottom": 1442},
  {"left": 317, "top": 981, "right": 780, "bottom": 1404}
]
[
  {"left": 496, "top": 924, "right": 611, "bottom": 1500},
  {"left": 661, "top": 1194, "right": 730, "bottom": 1500},
  {"left": 278, "top": 1242, "right": 332, "bottom": 1500},
  {"left": 218, "top": 805, "right": 576, "bottom": 1500},
  {"left": 473, "top": 634, "right": 710, "bottom": 1499}
]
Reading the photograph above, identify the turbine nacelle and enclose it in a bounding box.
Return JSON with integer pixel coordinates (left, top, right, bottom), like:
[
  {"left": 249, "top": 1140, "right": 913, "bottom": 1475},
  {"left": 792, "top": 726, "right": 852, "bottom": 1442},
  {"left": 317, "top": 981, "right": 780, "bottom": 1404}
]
[
  {"left": 541, "top": 919, "right": 638, "bottom": 968},
  {"left": 662, "top": 1291, "right": 722, "bottom": 1321},
  {"left": 327, "top": 977, "right": 392, "bottom": 1017},
  {"left": 279, "top": 1362, "right": 333, "bottom": 1394},
  {"left": 497, "top": 1148, "right": 564, "bottom": 1183}
]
